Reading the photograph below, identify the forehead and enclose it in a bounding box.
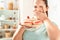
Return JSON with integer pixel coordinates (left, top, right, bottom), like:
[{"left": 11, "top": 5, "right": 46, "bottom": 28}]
[
  {"left": 36, "top": 0, "right": 45, "bottom": 4},
  {"left": 34, "top": 1, "right": 45, "bottom": 6}
]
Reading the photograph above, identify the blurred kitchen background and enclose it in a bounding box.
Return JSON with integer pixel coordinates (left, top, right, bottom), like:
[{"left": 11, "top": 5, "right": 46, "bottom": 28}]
[
  {"left": 0, "top": 0, "right": 60, "bottom": 40},
  {"left": 0, "top": 0, "right": 19, "bottom": 40}
]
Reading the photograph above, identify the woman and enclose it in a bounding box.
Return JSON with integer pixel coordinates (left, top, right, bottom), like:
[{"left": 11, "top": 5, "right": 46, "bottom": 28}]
[{"left": 13, "top": 0, "right": 60, "bottom": 40}]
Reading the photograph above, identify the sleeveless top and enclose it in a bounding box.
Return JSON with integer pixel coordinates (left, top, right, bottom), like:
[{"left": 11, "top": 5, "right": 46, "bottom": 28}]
[{"left": 23, "top": 23, "right": 50, "bottom": 40}]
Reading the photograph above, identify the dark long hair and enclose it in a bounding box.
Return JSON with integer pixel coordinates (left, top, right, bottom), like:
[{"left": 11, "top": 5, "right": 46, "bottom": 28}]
[{"left": 43, "top": 0, "right": 48, "bottom": 16}]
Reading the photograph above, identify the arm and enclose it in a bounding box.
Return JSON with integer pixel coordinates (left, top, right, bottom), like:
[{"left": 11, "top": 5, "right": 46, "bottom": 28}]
[
  {"left": 13, "top": 18, "right": 33, "bottom": 40},
  {"left": 44, "top": 18, "right": 60, "bottom": 40},
  {"left": 13, "top": 26, "right": 25, "bottom": 40},
  {"left": 34, "top": 10, "right": 60, "bottom": 40}
]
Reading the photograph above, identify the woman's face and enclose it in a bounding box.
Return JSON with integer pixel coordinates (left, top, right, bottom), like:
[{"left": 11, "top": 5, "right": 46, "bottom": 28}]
[{"left": 34, "top": 1, "right": 47, "bottom": 18}]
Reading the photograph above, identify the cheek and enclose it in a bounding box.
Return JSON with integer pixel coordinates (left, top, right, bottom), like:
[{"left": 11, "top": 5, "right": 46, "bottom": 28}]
[
  {"left": 43, "top": 7, "right": 47, "bottom": 12},
  {"left": 34, "top": 13, "right": 40, "bottom": 17}
]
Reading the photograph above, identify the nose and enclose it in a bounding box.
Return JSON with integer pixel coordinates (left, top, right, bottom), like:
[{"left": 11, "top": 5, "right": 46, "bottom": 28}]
[{"left": 33, "top": 8, "right": 39, "bottom": 13}]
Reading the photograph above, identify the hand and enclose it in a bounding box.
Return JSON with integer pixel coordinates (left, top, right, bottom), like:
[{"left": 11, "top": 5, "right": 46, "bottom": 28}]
[{"left": 34, "top": 11, "right": 48, "bottom": 21}]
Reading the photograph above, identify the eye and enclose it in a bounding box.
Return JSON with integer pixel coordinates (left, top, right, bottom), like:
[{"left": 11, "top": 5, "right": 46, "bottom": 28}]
[
  {"left": 34, "top": 6, "right": 37, "bottom": 8},
  {"left": 39, "top": 6, "right": 43, "bottom": 8}
]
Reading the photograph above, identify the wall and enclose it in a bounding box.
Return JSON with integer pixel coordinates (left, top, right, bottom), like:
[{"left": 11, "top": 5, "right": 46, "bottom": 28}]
[
  {"left": 20, "top": 0, "right": 34, "bottom": 24},
  {"left": 48, "top": 0, "right": 60, "bottom": 29}
]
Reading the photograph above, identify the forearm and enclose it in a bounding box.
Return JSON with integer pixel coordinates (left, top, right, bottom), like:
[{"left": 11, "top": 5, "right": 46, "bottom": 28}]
[
  {"left": 13, "top": 26, "right": 25, "bottom": 40},
  {"left": 44, "top": 18, "right": 59, "bottom": 40},
  {"left": 44, "top": 18, "right": 59, "bottom": 31}
]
